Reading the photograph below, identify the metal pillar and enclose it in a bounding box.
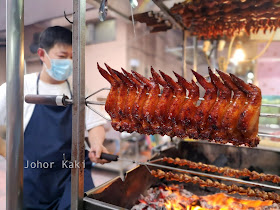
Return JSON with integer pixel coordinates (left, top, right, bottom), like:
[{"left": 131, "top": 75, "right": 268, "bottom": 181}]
[
  {"left": 6, "top": 0, "right": 24, "bottom": 209},
  {"left": 193, "top": 36, "right": 198, "bottom": 81},
  {"left": 183, "top": 30, "right": 187, "bottom": 78},
  {"left": 193, "top": 36, "right": 198, "bottom": 72},
  {"left": 71, "top": 0, "right": 86, "bottom": 209}
]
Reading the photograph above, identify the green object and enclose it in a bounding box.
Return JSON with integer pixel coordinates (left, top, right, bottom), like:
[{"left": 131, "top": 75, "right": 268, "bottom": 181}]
[{"left": 260, "top": 96, "right": 280, "bottom": 125}]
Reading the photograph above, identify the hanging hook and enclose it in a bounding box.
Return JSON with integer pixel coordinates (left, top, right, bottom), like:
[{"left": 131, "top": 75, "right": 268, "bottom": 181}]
[
  {"left": 129, "top": 0, "right": 138, "bottom": 8},
  {"left": 99, "top": 0, "right": 108, "bottom": 21},
  {"left": 64, "top": 11, "right": 74, "bottom": 24}
]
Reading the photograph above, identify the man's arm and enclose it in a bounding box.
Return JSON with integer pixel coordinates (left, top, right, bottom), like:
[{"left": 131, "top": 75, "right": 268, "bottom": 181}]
[
  {"left": 87, "top": 125, "right": 109, "bottom": 164},
  {"left": 0, "top": 137, "right": 6, "bottom": 158},
  {"left": 0, "top": 83, "right": 7, "bottom": 127}
]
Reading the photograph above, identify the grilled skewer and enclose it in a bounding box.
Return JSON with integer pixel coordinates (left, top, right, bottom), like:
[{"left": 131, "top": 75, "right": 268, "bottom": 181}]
[
  {"left": 98, "top": 64, "right": 266, "bottom": 147},
  {"left": 162, "top": 157, "right": 280, "bottom": 184},
  {"left": 151, "top": 169, "right": 280, "bottom": 203}
]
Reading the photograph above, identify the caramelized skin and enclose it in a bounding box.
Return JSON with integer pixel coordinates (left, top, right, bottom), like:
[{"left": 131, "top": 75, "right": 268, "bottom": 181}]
[
  {"left": 141, "top": 67, "right": 161, "bottom": 134},
  {"left": 123, "top": 70, "right": 144, "bottom": 133},
  {"left": 97, "top": 63, "right": 119, "bottom": 122},
  {"left": 190, "top": 70, "right": 217, "bottom": 139},
  {"left": 104, "top": 64, "right": 127, "bottom": 132},
  {"left": 133, "top": 71, "right": 155, "bottom": 134},
  {"left": 99, "top": 64, "right": 262, "bottom": 147},
  {"left": 98, "top": 63, "right": 120, "bottom": 130},
  {"left": 200, "top": 68, "right": 231, "bottom": 140},
  {"left": 115, "top": 68, "right": 136, "bottom": 133},
  {"left": 230, "top": 74, "right": 261, "bottom": 147},
  {"left": 131, "top": 71, "right": 150, "bottom": 134},
  {"left": 151, "top": 71, "right": 174, "bottom": 135},
  {"left": 218, "top": 70, "right": 246, "bottom": 144},
  {"left": 160, "top": 71, "right": 186, "bottom": 136},
  {"left": 174, "top": 78, "right": 199, "bottom": 138}
]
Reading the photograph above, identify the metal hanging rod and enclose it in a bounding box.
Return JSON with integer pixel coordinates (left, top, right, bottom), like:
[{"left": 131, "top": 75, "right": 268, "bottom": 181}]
[
  {"left": 85, "top": 87, "right": 280, "bottom": 109},
  {"left": 258, "top": 133, "right": 280, "bottom": 139},
  {"left": 24, "top": 94, "right": 280, "bottom": 118}
]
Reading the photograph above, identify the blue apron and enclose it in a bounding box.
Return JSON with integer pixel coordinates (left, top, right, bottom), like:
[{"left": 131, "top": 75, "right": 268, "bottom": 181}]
[{"left": 23, "top": 74, "right": 94, "bottom": 210}]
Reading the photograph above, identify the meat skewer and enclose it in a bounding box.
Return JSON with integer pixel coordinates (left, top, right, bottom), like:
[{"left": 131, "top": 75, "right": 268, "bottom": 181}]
[
  {"left": 141, "top": 67, "right": 161, "bottom": 134},
  {"left": 98, "top": 64, "right": 262, "bottom": 147},
  {"left": 200, "top": 68, "right": 232, "bottom": 141},
  {"left": 151, "top": 169, "right": 280, "bottom": 203},
  {"left": 173, "top": 76, "right": 199, "bottom": 138},
  {"left": 151, "top": 70, "right": 174, "bottom": 135},
  {"left": 116, "top": 68, "right": 138, "bottom": 133},
  {"left": 133, "top": 70, "right": 156, "bottom": 134},
  {"left": 218, "top": 70, "right": 248, "bottom": 145},
  {"left": 122, "top": 70, "right": 145, "bottom": 133},
  {"left": 191, "top": 70, "right": 217, "bottom": 139},
  {"left": 159, "top": 71, "right": 186, "bottom": 137},
  {"left": 104, "top": 64, "right": 127, "bottom": 132},
  {"left": 162, "top": 157, "right": 280, "bottom": 184},
  {"left": 230, "top": 74, "right": 262, "bottom": 147},
  {"left": 97, "top": 63, "right": 121, "bottom": 130}
]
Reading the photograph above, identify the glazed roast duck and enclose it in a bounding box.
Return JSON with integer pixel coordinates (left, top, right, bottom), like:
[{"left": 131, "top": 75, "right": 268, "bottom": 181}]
[{"left": 98, "top": 63, "right": 262, "bottom": 148}]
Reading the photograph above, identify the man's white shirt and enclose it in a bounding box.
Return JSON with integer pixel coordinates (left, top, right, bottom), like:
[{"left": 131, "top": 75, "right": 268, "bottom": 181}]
[{"left": 0, "top": 73, "right": 106, "bottom": 131}]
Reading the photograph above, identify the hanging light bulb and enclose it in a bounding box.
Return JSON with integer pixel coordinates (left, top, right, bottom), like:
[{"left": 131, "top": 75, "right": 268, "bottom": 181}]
[{"left": 230, "top": 42, "right": 246, "bottom": 65}]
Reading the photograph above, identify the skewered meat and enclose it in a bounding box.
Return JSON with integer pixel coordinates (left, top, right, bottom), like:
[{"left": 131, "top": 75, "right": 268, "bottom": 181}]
[
  {"left": 151, "top": 169, "right": 280, "bottom": 203},
  {"left": 133, "top": 70, "right": 156, "bottom": 134},
  {"left": 162, "top": 157, "right": 280, "bottom": 183},
  {"left": 200, "top": 68, "right": 231, "bottom": 140},
  {"left": 173, "top": 75, "right": 199, "bottom": 138},
  {"left": 99, "top": 64, "right": 262, "bottom": 147},
  {"left": 97, "top": 63, "right": 120, "bottom": 130},
  {"left": 151, "top": 71, "right": 174, "bottom": 135},
  {"left": 142, "top": 69, "right": 160, "bottom": 127},
  {"left": 131, "top": 71, "right": 150, "bottom": 133},
  {"left": 230, "top": 74, "right": 262, "bottom": 147},
  {"left": 191, "top": 70, "right": 217, "bottom": 139},
  {"left": 122, "top": 69, "right": 144, "bottom": 133},
  {"left": 118, "top": 69, "right": 138, "bottom": 133},
  {"left": 217, "top": 70, "right": 247, "bottom": 145},
  {"left": 160, "top": 71, "right": 186, "bottom": 136}
]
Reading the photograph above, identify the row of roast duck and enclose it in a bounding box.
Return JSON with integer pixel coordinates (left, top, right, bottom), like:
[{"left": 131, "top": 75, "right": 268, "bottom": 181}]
[
  {"left": 170, "top": 0, "right": 280, "bottom": 38},
  {"left": 98, "top": 63, "right": 262, "bottom": 147}
]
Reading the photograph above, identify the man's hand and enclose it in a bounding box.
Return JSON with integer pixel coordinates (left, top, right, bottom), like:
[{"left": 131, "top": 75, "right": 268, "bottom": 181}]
[
  {"left": 88, "top": 125, "right": 109, "bottom": 164},
  {"left": 88, "top": 143, "right": 109, "bottom": 164}
]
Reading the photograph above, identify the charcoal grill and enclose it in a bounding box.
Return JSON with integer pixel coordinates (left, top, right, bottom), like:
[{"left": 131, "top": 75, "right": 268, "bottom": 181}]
[{"left": 83, "top": 141, "right": 280, "bottom": 209}]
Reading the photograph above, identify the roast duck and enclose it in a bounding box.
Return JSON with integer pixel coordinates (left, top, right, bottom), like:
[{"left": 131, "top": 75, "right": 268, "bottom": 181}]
[
  {"left": 170, "top": 0, "right": 280, "bottom": 39},
  {"left": 98, "top": 63, "right": 262, "bottom": 148}
]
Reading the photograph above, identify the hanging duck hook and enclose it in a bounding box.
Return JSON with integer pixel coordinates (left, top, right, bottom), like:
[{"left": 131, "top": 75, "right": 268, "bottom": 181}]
[
  {"left": 129, "top": 0, "right": 138, "bottom": 8},
  {"left": 99, "top": 0, "right": 108, "bottom": 21},
  {"left": 64, "top": 11, "right": 74, "bottom": 24}
]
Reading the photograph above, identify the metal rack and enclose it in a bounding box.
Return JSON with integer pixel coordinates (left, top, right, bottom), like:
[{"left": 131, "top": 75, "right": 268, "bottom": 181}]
[
  {"left": 6, "top": 0, "right": 87, "bottom": 209},
  {"left": 6, "top": 1, "right": 280, "bottom": 210}
]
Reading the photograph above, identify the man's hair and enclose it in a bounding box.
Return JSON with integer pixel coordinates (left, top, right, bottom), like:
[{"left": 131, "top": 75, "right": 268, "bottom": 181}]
[{"left": 39, "top": 26, "right": 72, "bottom": 52}]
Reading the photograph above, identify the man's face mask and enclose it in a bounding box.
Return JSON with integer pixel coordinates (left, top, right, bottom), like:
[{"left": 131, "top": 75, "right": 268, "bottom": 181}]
[{"left": 43, "top": 50, "right": 73, "bottom": 81}]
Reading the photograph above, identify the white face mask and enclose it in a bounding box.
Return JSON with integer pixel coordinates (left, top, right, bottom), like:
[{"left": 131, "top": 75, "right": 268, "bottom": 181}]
[{"left": 43, "top": 50, "right": 73, "bottom": 81}]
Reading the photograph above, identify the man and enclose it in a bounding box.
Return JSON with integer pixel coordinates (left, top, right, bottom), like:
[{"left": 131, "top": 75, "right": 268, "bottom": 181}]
[{"left": 0, "top": 26, "right": 109, "bottom": 209}]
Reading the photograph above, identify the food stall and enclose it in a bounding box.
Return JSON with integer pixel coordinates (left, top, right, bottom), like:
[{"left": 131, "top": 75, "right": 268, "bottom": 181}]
[{"left": 4, "top": 0, "right": 280, "bottom": 209}]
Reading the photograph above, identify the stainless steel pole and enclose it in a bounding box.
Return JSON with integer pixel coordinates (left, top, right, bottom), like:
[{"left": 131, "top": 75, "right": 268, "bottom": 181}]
[
  {"left": 193, "top": 36, "right": 198, "bottom": 72},
  {"left": 183, "top": 30, "right": 187, "bottom": 78},
  {"left": 71, "top": 0, "right": 86, "bottom": 209},
  {"left": 6, "top": 0, "right": 24, "bottom": 209},
  {"left": 193, "top": 36, "right": 198, "bottom": 81}
]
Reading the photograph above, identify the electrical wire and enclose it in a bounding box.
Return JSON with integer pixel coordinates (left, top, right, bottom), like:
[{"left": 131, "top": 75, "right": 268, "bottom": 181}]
[
  {"left": 224, "top": 35, "right": 236, "bottom": 72},
  {"left": 251, "top": 30, "right": 276, "bottom": 61}
]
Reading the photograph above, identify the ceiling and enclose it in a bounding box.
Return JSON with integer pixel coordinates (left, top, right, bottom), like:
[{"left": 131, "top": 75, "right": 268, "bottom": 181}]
[
  {"left": 0, "top": 0, "right": 90, "bottom": 31},
  {"left": 0, "top": 0, "right": 184, "bottom": 32}
]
